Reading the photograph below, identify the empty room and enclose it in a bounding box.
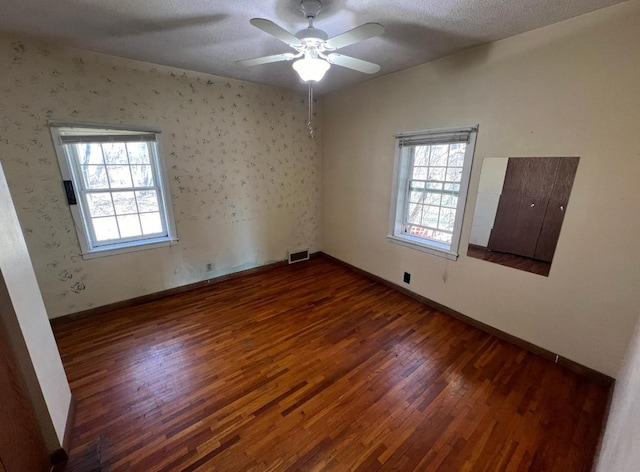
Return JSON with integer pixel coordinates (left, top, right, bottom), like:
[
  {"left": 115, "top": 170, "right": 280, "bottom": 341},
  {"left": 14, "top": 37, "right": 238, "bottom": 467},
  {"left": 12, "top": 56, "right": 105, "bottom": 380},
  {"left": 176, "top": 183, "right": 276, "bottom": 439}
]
[{"left": 0, "top": 0, "right": 639, "bottom": 470}]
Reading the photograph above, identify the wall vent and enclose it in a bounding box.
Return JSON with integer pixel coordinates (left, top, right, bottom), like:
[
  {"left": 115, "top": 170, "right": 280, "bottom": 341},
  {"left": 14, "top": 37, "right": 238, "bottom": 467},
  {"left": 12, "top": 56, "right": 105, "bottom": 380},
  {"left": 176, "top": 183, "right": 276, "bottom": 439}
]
[{"left": 288, "top": 249, "right": 310, "bottom": 264}]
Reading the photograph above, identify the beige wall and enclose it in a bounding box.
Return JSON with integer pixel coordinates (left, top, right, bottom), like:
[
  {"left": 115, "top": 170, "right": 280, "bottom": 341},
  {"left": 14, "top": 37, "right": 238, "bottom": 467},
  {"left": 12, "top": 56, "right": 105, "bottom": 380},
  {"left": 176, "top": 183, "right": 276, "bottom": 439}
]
[
  {"left": 0, "top": 163, "right": 71, "bottom": 450},
  {"left": 322, "top": 0, "right": 640, "bottom": 377},
  {"left": 0, "top": 35, "right": 321, "bottom": 318}
]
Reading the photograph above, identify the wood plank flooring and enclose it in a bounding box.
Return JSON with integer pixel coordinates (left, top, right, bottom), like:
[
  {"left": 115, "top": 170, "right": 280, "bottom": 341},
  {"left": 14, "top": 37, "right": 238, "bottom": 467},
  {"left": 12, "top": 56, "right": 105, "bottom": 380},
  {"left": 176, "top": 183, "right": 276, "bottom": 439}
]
[{"left": 53, "top": 257, "right": 609, "bottom": 471}]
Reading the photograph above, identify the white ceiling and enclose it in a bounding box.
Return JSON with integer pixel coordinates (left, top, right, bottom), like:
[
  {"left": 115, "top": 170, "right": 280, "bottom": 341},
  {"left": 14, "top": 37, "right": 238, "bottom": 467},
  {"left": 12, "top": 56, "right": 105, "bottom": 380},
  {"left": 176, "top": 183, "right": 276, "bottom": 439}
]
[{"left": 0, "top": 0, "right": 628, "bottom": 94}]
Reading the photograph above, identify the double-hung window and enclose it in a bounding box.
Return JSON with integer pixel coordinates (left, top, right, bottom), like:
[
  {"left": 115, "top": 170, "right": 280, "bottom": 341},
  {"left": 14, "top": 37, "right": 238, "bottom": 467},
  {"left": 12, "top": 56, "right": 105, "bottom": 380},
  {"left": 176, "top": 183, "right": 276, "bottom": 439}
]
[
  {"left": 388, "top": 125, "right": 478, "bottom": 260},
  {"left": 51, "top": 123, "right": 177, "bottom": 259}
]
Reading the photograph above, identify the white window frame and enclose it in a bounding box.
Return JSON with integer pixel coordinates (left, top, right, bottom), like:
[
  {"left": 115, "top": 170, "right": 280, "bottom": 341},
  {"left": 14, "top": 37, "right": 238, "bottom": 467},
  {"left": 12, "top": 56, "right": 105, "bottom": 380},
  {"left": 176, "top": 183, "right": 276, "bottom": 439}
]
[
  {"left": 50, "top": 122, "right": 178, "bottom": 259},
  {"left": 388, "top": 125, "right": 478, "bottom": 260}
]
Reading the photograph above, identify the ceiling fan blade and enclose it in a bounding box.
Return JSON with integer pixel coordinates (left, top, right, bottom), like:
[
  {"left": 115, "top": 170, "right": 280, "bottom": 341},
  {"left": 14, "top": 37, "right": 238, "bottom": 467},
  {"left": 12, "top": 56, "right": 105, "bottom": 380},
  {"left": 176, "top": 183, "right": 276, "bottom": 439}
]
[
  {"left": 236, "top": 53, "right": 296, "bottom": 67},
  {"left": 250, "top": 18, "right": 304, "bottom": 47},
  {"left": 324, "top": 23, "right": 384, "bottom": 50},
  {"left": 326, "top": 54, "right": 380, "bottom": 74}
]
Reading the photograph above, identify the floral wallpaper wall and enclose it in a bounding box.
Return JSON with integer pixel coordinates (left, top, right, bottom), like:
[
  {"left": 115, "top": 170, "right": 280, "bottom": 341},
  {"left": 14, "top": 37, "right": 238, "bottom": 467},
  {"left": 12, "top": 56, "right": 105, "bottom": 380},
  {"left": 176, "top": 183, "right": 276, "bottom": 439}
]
[{"left": 0, "top": 35, "right": 321, "bottom": 318}]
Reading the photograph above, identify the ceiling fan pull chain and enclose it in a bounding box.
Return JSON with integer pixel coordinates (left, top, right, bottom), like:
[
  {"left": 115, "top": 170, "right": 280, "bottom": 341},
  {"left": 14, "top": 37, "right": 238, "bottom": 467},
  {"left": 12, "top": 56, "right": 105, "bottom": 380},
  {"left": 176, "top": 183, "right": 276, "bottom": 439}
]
[{"left": 307, "top": 82, "right": 315, "bottom": 138}]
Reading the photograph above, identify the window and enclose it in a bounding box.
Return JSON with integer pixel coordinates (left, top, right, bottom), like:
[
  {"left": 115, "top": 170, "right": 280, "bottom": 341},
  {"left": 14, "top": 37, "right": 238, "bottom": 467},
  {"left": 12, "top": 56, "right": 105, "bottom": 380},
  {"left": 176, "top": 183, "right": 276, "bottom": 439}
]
[
  {"left": 388, "top": 125, "right": 478, "bottom": 260},
  {"left": 51, "top": 123, "right": 177, "bottom": 259}
]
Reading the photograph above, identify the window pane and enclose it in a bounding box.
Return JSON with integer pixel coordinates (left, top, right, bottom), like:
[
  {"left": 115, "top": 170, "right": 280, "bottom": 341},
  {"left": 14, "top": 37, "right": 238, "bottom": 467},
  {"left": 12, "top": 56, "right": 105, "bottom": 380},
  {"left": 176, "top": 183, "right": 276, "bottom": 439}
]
[
  {"left": 414, "top": 146, "right": 429, "bottom": 166},
  {"left": 412, "top": 166, "right": 428, "bottom": 179},
  {"left": 92, "top": 216, "right": 119, "bottom": 242},
  {"left": 448, "top": 144, "right": 466, "bottom": 167},
  {"left": 423, "top": 205, "right": 440, "bottom": 227},
  {"left": 81, "top": 165, "right": 109, "bottom": 189},
  {"left": 425, "top": 192, "right": 441, "bottom": 205},
  {"left": 86, "top": 193, "right": 114, "bottom": 217},
  {"left": 407, "top": 203, "right": 423, "bottom": 225},
  {"left": 127, "top": 142, "right": 151, "bottom": 164},
  {"left": 103, "top": 143, "right": 128, "bottom": 164},
  {"left": 131, "top": 165, "right": 154, "bottom": 187},
  {"left": 445, "top": 167, "right": 463, "bottom": 183},
  {"left": 75, "top": 143, "right": 104, "bottom": 165},
  {"left": 428, "top": 167, "right": 446, "bottom": 181},
  {"left": 140, "top": 212, "right": 163, "bottom": 235},
  {"left": 107, "top": 165, "right": 133, "bottom": 188},
  {"left": 429, "top": 145, "right": 449, "bottom": 166},
  {"left": 441, "top": 194, "right": 458, "bottom": 208},
  {"left": 409, "top": 189, "right": 424, "bottom": 203},
  {"left": 427, "top": 182, "right": 443, "bottom": 191},
  {"left": 112, "top": 191, "right": 137, "bottom": 215},
  {"left": 136, "top": 190, "right": 160, "bottom": 212},
  {"left": 444, "top": 183, "right": 460, "bottom": 193},
  {"left": 429, "top": 230, "right": 452, "bottom": 244},
  {"left": 405, "top": 227, "right": 451, "bottom": 246},
  {"left": 117, "top": 214, "right": 142, "bottom": 238},
  {"left": 439, "top": 208, "right": 456, "bottom": 232},
  {"left": 406, "top": 225, "right": 427, "bottom": 237}
]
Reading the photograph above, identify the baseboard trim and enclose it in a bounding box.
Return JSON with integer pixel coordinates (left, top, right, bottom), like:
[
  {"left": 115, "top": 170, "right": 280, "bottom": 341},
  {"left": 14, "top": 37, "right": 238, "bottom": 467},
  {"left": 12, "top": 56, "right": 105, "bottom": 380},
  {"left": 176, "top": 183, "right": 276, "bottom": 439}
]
[
  {"left": 320, "top": 252, "right": 614, "bottom": 387},
  {"left": 50, "top": 258, "right": 300, "bottom": 327}
]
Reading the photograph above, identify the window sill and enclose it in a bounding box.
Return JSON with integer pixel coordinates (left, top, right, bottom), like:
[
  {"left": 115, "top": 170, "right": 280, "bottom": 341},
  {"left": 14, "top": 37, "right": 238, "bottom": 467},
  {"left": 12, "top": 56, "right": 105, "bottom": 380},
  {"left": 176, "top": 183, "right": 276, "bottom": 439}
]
[
  {"left": 387, "top": 234, "right": 458, "bottom": 261},
  {"left": 81, "top": 237, "right": 179, "bottom": 260}
]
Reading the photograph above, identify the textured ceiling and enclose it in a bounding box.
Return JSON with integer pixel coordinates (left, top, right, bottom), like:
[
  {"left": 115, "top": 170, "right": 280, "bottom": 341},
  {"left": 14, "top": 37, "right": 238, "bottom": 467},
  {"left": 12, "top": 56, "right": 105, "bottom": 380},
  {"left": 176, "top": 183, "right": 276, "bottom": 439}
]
[{"left": 0, "top": 0, "right": 629, "bottom": 94}]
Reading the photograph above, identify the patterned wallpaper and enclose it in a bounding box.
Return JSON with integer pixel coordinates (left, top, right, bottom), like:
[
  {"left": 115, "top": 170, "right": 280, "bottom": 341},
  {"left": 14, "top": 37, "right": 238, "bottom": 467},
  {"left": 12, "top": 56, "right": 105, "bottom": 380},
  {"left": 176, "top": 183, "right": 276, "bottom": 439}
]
[{"left": 0, "top": 35, "right": 321, "bottom": 318}]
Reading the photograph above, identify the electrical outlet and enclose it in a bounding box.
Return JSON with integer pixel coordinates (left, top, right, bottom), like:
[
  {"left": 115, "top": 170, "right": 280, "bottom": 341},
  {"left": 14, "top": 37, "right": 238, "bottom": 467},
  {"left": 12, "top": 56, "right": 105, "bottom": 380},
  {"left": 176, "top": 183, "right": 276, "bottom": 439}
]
[{"left": 403, "top": 272, "right": 411, "bottom": 284}]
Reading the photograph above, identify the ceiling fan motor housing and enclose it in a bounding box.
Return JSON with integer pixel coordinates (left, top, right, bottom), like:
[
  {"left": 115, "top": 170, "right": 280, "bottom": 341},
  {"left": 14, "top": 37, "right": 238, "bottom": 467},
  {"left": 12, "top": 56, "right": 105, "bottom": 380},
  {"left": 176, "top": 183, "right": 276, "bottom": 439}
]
[
  {"left": 295, "top": 27, "right": 328, "bottom": 41},
  {"left": 297, "top": 0, "right": 327, "bottom": 42}
]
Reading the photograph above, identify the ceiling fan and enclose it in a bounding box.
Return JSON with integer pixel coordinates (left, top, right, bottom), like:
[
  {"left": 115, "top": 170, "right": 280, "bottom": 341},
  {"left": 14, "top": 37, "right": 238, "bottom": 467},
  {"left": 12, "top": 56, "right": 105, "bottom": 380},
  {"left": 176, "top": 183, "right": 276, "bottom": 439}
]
[
  {"left": 237, "top": 0, "right": 384, "bottom": 82},
  {"left": 237, "top": 0, "right": 384, "bottom": 136}
]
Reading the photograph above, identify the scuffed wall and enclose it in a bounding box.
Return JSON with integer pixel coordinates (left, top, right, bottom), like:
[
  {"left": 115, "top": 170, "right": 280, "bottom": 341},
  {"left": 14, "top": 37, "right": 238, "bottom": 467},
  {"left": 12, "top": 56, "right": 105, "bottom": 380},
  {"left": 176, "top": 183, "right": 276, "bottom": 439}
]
[{"left": 0, "top": 35, "right": 321, "bottom": 318}]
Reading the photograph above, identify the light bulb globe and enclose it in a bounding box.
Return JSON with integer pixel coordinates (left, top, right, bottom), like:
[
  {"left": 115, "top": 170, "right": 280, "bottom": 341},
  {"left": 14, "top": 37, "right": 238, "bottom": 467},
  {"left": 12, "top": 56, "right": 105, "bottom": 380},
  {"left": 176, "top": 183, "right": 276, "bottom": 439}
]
[{"left": 292, "top": 57, "right": 330, "bottom": 82}]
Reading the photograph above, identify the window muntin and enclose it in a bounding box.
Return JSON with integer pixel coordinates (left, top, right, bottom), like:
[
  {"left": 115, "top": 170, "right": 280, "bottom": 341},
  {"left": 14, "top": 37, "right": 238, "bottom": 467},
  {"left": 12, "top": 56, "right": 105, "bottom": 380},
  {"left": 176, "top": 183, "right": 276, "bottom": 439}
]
[
  {"left": 51, "top": 124, "right": 177, "bottom": 258},
  {"left": 389, "top": 126, "right": 478, "bottom": 259}
]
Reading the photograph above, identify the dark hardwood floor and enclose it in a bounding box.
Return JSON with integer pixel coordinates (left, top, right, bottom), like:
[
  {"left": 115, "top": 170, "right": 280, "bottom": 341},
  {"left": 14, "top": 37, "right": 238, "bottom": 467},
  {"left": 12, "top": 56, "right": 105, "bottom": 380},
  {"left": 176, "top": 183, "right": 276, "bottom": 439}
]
[{"left": 53, "top": 257, "right": 609, "bottom": 471}]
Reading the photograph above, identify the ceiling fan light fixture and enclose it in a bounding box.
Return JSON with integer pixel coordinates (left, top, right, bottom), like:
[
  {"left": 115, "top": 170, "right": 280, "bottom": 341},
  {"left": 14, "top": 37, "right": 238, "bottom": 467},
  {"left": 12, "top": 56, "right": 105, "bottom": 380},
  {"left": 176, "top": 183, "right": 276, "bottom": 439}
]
[
  {"left": 292, "top": 56, "right": 330, "bottom": 82},
  {"left": 239, "top": 1, "right": 384, "bottom": 136}
]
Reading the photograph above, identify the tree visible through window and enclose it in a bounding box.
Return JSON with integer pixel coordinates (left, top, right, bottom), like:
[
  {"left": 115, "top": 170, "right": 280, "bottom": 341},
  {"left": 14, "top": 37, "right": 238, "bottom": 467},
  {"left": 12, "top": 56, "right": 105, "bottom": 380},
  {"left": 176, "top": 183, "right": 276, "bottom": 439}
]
[
  {"left": 389, "top": 126, "right": 478, "bottom": 259},
  {"left": 51, "top": 124, "right": 177, "bottom": 258}
]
